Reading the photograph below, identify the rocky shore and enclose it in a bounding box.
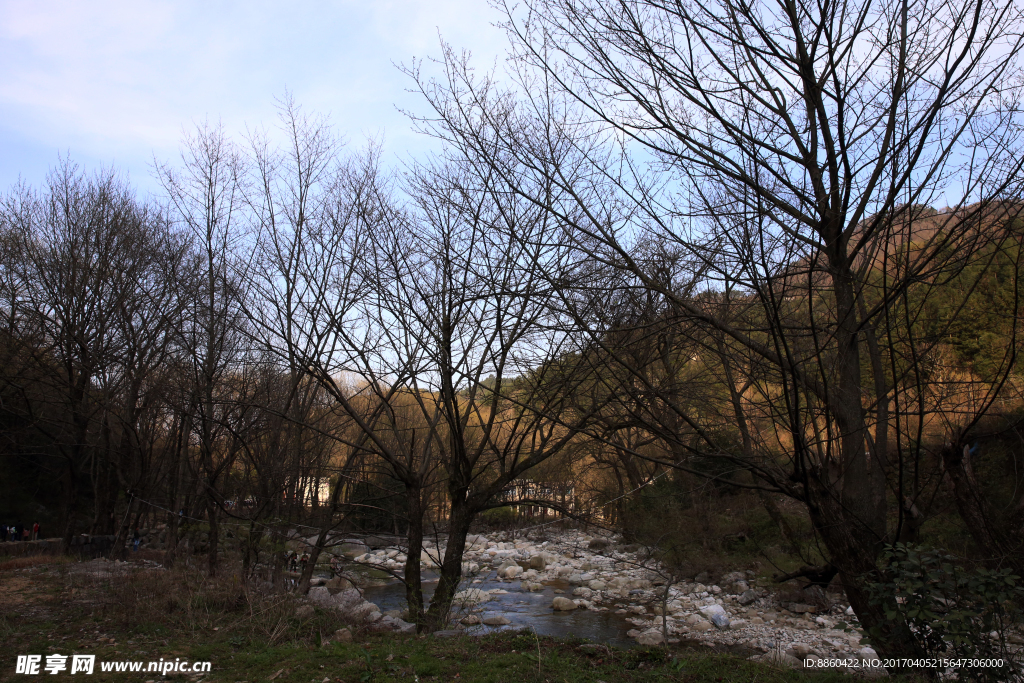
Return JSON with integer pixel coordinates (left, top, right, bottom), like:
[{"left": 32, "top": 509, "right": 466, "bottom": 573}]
[{"left": 317, "top": 528, "right": 886, "bottom": 671}]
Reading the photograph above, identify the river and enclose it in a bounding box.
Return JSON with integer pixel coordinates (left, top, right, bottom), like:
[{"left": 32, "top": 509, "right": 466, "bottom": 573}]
[{"left": 360, "top": 570, "right": 639, "bottom": 646}]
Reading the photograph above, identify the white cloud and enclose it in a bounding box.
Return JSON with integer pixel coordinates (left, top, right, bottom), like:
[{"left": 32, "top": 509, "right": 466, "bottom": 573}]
[{"left": 0, "top": 0, "right": 508, "bottom": 191}]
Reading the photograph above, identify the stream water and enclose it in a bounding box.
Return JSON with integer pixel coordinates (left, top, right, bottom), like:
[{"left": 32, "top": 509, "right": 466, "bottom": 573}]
[{"left": 360, "top": 571, "right": 638, "bottom": 646}]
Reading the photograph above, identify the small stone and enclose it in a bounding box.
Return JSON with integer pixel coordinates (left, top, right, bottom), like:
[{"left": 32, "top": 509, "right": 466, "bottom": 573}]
[
  {"left": 788, "top": 603, "right": 816, "bottom": 614},
  {"left": 333, "top": 628, "right": 353, "bottom": 642}
]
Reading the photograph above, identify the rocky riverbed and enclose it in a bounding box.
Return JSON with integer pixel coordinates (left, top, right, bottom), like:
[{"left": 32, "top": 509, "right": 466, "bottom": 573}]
[{"left": 303, "top": 528, "right": 888, "bottom": 672}]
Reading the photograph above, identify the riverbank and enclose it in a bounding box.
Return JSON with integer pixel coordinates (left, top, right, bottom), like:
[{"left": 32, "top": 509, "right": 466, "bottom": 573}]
[
  {"left": 0, "top": 554, "right": 860, "bottom": 682},
  {"left": 321, "top": 528, "right": 878, "bottom": 669}
]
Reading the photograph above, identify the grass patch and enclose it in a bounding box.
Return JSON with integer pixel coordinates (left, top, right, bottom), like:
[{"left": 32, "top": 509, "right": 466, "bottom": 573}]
[
  {"left": 0, "top": 558, "right": 867, "bottom": 682},
  {"left": 0, "top": 553, "right": 68, "bottom": 570}
]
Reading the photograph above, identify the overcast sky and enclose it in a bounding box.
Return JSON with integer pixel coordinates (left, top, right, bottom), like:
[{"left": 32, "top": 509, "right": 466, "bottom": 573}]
[{"left": 0, "top": 0, "right": 508, "bottom": 197}]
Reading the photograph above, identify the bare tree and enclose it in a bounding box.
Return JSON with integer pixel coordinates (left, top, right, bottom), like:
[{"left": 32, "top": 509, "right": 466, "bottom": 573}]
[
  {"left": 407, "top": 0, "right": 1024, "bottom": 661},
  {"left": 156, "top": 122, "right": 253, "bottom": 575},
  {"left": 245, "top": 94, "right": 612, "bottom": 629},
  {"left": 0, "top": 160, "right": 177, "bottom": 552}
]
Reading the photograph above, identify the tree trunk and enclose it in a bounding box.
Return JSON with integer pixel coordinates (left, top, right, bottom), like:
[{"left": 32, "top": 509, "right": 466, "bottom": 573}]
[
  {"left": 59, "top": 460, "right": 78, "bottom": 555},
  {"left": 242, "top": 521, "right": 262, "bottom": 577},
  {"left": 424, "top": 500, "right": 473, "bottom": 631},
  {"left": 206, "top": 494, "right": 219, "bottom": 576},
  {"left": 806, "top": 474, "right": 929, "bottom": 668},
  {"left": 164, "top": 508, "right": 179, "bottom": 568},
  {"left": 404, "top": 487, "right": 426, "bottom": 631},
  {"left": 108, "top": 494, "right": 138, "bottom": 560}
]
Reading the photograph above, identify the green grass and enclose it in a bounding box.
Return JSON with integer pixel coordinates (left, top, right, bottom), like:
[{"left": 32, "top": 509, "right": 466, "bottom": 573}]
[{"left": 156, "top": 630, "right": 853, "bottom": 683}]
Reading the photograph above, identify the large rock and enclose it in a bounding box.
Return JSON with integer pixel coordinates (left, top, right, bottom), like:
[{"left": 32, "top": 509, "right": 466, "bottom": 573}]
[
  {"left": 858, "top": 646, "right": 879, "bottom": 660},
  {"left": 307, "top": 586, "right": 333, "bottom": 606},
  {"left": 338, "top": 542, "right": 370, "bottom": 559},
  {"left": 453, "top": 588, "right": 491, "bottom": 606},
  {"left": 787, "top": 643, "right": 815, "bottom": 658},
  {"left": 482, "top": 615, "right": 511, "bottom": 626},
  {"left": 699, "top": 604, "right": 731, "bottom": 629},
  {"left": 756, "top": 652, "right": 801, "bottom": 668},
  {"left": 325, "top": 577, "right": 354, "bottom": 594},
  {"left": 369, "top": 615, "right": 416, "bottom": 634},
  {"left": 528, "top": 555, "right": 547, "bottom": 570},
  {"left": 552, "top": 597, "right": 578, "bottom": 611},
  {"left": 636, "top": 629, "right": 665, "bottom": 646},
  {"left": 361, "top": 535, "right": 399, "bottom": 549},
  {"left": 737, "top": 589, "right": 758, "bottom": 605},
  {"left": 587, "top": 538, "right": 610, "bottom": 551},
  {"left": 308, "top": 586, "right": 379, "bottom": 621}
]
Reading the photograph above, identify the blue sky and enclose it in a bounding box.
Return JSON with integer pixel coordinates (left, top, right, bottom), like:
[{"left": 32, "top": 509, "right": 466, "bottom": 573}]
[{"left": 0, "top": 1, "right": 508, "bottom": 198}]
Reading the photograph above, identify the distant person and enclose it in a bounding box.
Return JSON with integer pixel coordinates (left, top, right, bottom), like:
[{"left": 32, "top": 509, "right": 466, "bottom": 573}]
[
  {"left": 14, "top": 523, "right": 23, "bottom": 542},
  {"left": 132, "top": 527, "right": 140, "bottom": 551},
  {"left": 22, "top": 525, "right": 29, "bottom": 541},
  {"left": 31, "top": 522, "right": 39, "bottom": 540},
  {"left": 300, "top": 552, "right": 309, "bottom": 573},
  {"left": 0, "top": 524, "right": 7, "bottom": 542}
]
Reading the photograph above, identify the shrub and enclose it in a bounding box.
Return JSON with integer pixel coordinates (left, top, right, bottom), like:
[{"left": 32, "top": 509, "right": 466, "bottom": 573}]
[
  {"left": 479, "top": 506, "right": 520, "bottom": 529},
  {"left": 865, "top": 543, "right": 1024, "bottom": 682}
]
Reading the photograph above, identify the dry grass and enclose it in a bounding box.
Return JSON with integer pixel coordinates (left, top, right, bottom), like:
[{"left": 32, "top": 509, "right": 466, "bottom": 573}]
[
  {"left": 0, "top": 554, "right": 69, "bottom": 571},
  {"left": 84, "top": 562, "right": 353, "bottom": 648}
]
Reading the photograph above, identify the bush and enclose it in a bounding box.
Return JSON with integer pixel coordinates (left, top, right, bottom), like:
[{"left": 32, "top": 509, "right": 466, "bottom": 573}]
[
  {"left": 865, "top": 543, "right": 1024, "bottom": 682},
  {"left": 479, "top": 506, "right": 521, "bottom": 530}
]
